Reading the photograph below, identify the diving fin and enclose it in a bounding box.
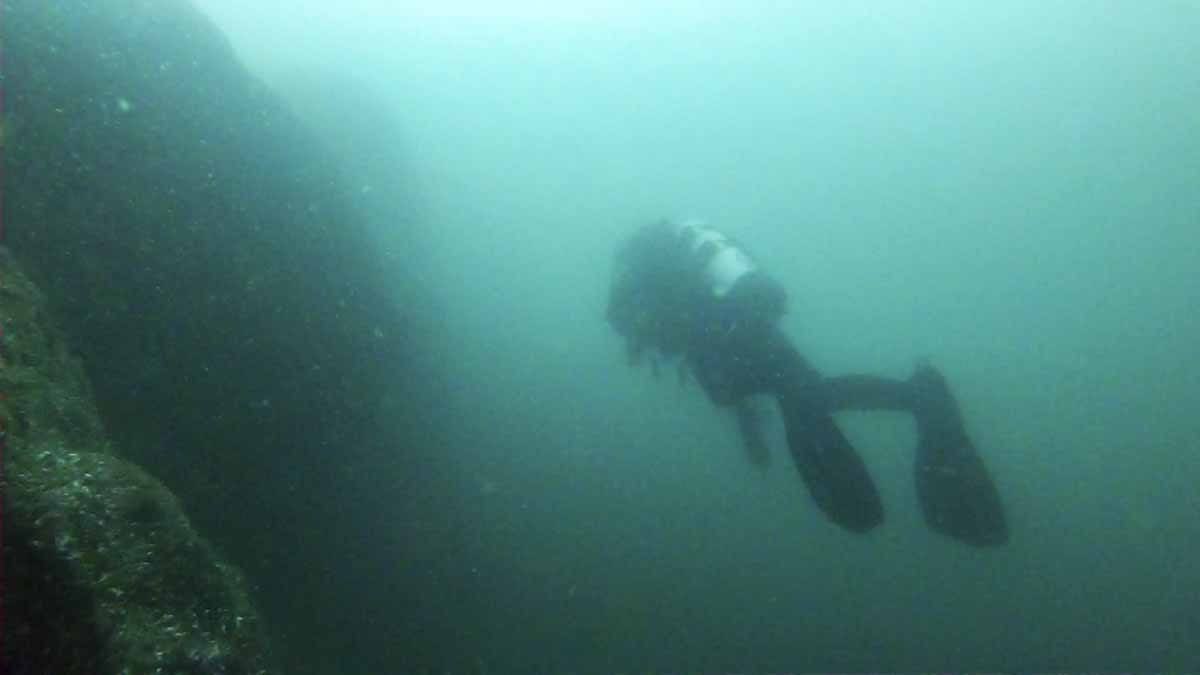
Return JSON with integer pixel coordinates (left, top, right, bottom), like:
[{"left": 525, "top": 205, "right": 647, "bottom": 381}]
[
  {"left": 787, "top": 412, "right": 884, "bottom": 533},
  {"left": 910, "top": 364, "right": 1009, "bottom": 546}
]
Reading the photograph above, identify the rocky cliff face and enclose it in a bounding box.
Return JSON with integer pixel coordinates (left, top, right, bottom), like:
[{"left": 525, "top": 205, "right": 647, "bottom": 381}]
[
  {"left": 3, "top": 0, "right": 422, "bottom": 670},
  {"left": 1, "top": 250, "right": 273, "bottom": 674},
  {"left": 4, "top": 0, "right": 408, "bottom": 489}
]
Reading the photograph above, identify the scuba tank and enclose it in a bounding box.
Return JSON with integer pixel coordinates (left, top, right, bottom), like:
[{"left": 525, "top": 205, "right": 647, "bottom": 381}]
[{"left": 672, "top": 219, "right": 757, "bottom": 298}]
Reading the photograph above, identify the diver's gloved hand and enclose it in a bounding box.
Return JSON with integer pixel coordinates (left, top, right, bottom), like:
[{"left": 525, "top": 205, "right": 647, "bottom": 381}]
[{"left": 910, "top": 363, "right": 1009, "bottom": 546}]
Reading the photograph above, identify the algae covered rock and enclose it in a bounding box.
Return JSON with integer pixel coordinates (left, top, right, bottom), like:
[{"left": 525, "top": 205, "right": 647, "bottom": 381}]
[
  {"left": 1, "top": 251, "right": 273, "bottom": 674},
  {"left": 2, "top": 0, "right": 418, "bottom": 664},
  {"left": 2, "top": 0, "right": 408, "bottom": 509}
]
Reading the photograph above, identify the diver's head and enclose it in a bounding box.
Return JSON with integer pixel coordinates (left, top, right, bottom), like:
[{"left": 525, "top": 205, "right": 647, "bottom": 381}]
[
  {"left": 605, "top": 220, "right": 696, "bottom": 360},
  {"left": 605, "top": 264, "right": 650, "bottom": 339},
  {"left": 606, "top": 221, "right": 674, "bottom": 335}
]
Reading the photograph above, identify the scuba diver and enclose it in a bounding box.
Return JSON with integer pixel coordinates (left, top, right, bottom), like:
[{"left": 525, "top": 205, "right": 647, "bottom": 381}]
[{"left": 605, "top": 219, "right": 1008, "bottom": 546}]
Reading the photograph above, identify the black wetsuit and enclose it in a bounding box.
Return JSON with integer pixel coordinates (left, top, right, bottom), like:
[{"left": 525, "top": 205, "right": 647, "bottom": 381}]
[{"left": 609, "top": 220, "right": 1008, "bottom": 546}]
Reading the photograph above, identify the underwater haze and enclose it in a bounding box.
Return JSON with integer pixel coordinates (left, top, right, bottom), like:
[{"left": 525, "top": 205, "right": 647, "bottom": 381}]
[{"left": 192, "top": 1, "right": 1199, "bottom": 672}]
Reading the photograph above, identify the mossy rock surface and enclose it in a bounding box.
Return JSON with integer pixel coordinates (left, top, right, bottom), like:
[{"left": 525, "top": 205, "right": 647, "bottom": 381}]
[
  {"left": 2, "top": 251, "right": 273, "bottom": 673},
  {"left": 3, "top": 0, "right": 406, "bottom": 523},
  {"left": 3, "top": 0, "right": 416, "bottom": 666}
]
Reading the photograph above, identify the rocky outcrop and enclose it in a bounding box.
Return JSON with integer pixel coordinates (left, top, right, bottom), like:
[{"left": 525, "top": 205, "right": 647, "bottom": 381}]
[
  {"left": 3, "top": 0, "right": 427, "bottom": 670},
  {"left": 1, "top": 250, "right": 272, "bottom": 674},
  {"left": 3, "top": 0, "right": 408, "bottom": 493}
]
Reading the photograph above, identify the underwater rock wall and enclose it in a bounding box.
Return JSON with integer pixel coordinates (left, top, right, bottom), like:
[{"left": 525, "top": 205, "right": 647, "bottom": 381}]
[
  {"left": 3, "top": 0, "right": 407, "bottom": 478},
  {"left": 1, "top": 250, "right": 273, "bottom": 674},
  {"left": 3, "top": 0, "right": 418, "bottom": 669}
]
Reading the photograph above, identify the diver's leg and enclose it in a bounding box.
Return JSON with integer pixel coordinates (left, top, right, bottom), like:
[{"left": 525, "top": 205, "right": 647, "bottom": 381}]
[
  {"left": 822, "top": 365, "right": 1008, "bottom": 545},
  {"left": 824, "top": 374, "right": 913, "bottom": 412},
  {"left": 733, "top": 398, "right": 770, "bottom": 468},
  {"left": 763, "top": 332, "right": 884, "bottom": 533}
]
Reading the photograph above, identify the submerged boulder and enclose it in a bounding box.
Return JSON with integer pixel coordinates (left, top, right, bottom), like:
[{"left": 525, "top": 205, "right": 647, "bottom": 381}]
[{"left": 1, "top": 250, "right": 273, "bottom": 674}]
